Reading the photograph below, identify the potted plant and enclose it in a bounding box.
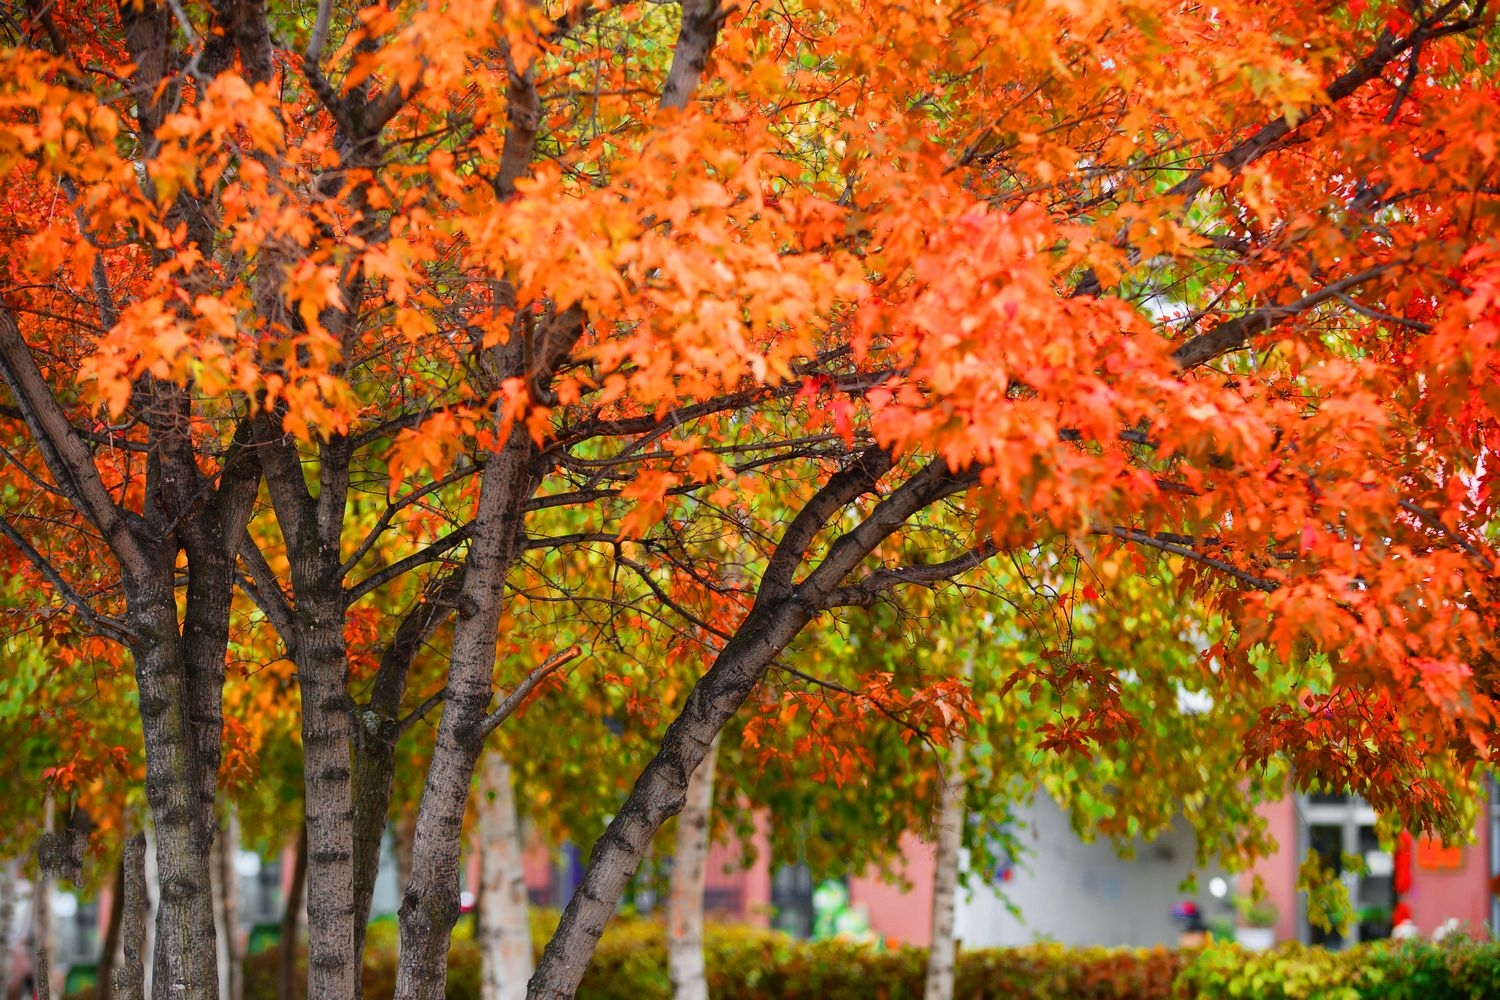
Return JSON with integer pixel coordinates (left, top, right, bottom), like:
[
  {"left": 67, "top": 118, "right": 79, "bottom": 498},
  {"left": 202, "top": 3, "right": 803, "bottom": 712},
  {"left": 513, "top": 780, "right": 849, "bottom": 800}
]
[{"left": 1234, "top": 896, "right": 1278, "bottom": 951}]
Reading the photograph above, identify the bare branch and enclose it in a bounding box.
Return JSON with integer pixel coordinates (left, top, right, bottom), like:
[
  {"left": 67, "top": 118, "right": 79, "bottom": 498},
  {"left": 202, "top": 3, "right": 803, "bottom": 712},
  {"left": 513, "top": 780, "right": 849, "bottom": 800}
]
[
  {"left": 1096, "top": 526, "right": 1279, "bottom": 592},
  {"left": 0, "top": 303, "right": 147, "bottom": 575},
  {"left": 339, "top": 464, "right": 478, "bottom": 582},
  {"left": 1399, "top": 500, "right": 1496, "bottom": 572},
  {"left": 820, "top": 541, "right": 1001, "bottom": 609},
  {"left": 0, "top": 514, "right": 132, "bottom": 643},
  {"left": 475, "top": 645, "right": 581, "bottom": 741},
  {"left": 345, "top": 523, "right": 474, "bottom": 606},
  {"left": 395, "top": 685, "right": 449, "bottom": 735},
  {"left": 1170, "top": 266, "right": 1392, "bottom": 369},
  {"left": 237, "top": 531, "right": 297, "bottom": 656}
]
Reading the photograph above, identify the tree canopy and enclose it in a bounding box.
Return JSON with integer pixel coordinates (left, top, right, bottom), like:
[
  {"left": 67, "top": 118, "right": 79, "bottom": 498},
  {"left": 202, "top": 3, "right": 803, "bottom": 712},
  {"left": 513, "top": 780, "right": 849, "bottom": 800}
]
[{"left": 1, "top": 0, "right": 1498, "bottom": 998}]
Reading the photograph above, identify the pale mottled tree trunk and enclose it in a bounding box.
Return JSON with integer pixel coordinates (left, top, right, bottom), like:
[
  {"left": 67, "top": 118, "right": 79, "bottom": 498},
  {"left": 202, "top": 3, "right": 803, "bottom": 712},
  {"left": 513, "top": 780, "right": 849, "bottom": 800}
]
[
  {"left": 34, "top": 801, "right": 54, "bottom": 1000},
  {"left": 922, "top": 711, "right": 969, "bottom": 1000},
  {"left": 477, "top": 752, "right": 533, "bottom": 1000},
  {"left": 214, "top": 809, "right": 244, "bottom": 1000},
  {"left": 141, "top": 826, "right": 157, "bottom": 1000},
  {"left": 0, "top": 858, "right": 13, "bottom": 1000},
  {"left": 116, "top": 834, "right": 148, "bottom": 1000},
  {"left": 667, "top": 735, "right": 720, "bottom": 1000}
]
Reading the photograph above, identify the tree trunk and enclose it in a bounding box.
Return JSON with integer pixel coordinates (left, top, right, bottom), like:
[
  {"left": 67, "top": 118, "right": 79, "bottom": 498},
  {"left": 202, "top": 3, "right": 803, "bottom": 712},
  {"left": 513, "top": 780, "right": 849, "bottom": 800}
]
[
  {"left": 141, "top": 826, "right": 157, "bottom": 1000},
  {"left": 116, "top": 833, "right": 148, "bottom": 1000},
  {"left": 132, "top": 597, "right": 222, "bottom": 1000},
  {"left": 294, "top": 592, "right": 360, "bottom": 1000},
  {"left": 526, "top": 602, "right": 812, "bottom": 1000},
  {"left": 477, "top": 751, "right": 533, "bottom": 1000},
  {"left": 922, "top": 694, "right": 969, "bottom": 1000},
  {"left": 98, "top": 854, "right": 126, "bottom": 999},
  {"left": 526, "top": 446, "right": 922, "bottom": 1000},
  {"left": 0, "top": 858, "right": 13, "bottom": 1000},
  {"left": 278, "top": 825, "right": 308, "bottom": 1000},
  {"left": 393, "top": 429, "right": 538, "bottom": 1000},
  {"left": 34, "top": 801, "right": 54, "bottom": 1000},
  {"left": 393, "top": 812, "right": 417, "bottom": 902},
  {"left": 215, "top": 808, "right": 244, "bottom": 1000},
  {"left": 667, "top": 735, "right": 719, "bottom": 1000},
  {"left": 352, "top": 578, "right": 460, "bottom": 965}
]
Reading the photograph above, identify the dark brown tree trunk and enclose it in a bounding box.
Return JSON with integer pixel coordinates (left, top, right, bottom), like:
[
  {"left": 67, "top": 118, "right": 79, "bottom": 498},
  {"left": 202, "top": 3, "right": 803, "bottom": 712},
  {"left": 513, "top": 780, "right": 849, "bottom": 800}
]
[
  {"left": 97, "top": 854, "right": 127, "bottom": 998},
  {"left": 278, "top": 825, "right": 308, "bottom": 1000},
  {"left": 258, "top": 422, "right": 361, "bottom": 1000},
  {"left": 115, "top": 834, "right": 148, "bottom": 1000},
  {"left": 295, "top": 594, "right": 360, "bottom": 1000},
  {"left": 131, "top": 595, "right": 223, "bottom": 1000},
  {"left": 351, "top": 576, "right": 461, "bottom": 965}
]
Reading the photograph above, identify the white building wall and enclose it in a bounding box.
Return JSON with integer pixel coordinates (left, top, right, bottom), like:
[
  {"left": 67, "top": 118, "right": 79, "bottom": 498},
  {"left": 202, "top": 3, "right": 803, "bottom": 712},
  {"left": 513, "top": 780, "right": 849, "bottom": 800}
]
[{"left": 956, "top": 794, "right": 1227, "bottom": 947}]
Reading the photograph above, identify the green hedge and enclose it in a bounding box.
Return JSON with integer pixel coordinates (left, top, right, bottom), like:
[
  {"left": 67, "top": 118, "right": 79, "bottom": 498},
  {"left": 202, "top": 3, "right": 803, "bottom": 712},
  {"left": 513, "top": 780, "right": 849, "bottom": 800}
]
[{"left": 226, "top": 915, "right": 1500, "bottom": 1000}]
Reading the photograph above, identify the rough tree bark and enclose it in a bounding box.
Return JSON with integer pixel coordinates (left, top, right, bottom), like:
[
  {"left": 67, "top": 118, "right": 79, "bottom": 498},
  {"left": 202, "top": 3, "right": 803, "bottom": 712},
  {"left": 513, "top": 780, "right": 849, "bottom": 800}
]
[
  {"left": 351, "top": 575, "right": 462, "bottom": 964},
  {"left": 667, "top": 734, "right": 720, "bottom": 1000},
  {"left": 257, "top": 422, "right": 362, "bottom": 1000},
  {"left": 0, "top": 308, "right": 242, "bottom": 1000},
  {"left": 477, "top": 751, "right": 534, "bottom": 1000},
  {"left": 115, "top": 834, "right": 148, "bottom": 1000},
  {"left": 278, "top": 825, "right": 308, "bottom": 1000},
  {"left": 922, "top": 669, "right": 971, "bottom": 1000},
  {"left": 393, "top": 423, "right": 540, "bottom": 1000}
]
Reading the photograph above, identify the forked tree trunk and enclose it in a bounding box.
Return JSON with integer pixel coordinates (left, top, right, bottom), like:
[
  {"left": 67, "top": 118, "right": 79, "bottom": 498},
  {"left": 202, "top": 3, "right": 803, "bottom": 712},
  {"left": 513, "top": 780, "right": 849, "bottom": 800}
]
[
  {"left": 278, "top": 825, "right": 308, "bottom": 1000},
  {"left": 922, "top": 701, "right": 970, "bottom": 1000},
  {"left": 477, "top": 751, "right": 533, "bottom": 1000},
  {"left": 116, "top": 834, "right": 148, "bottom": 1000},
  {"left": 667, "top": 735, "right": 720, "bottom": 1000}
]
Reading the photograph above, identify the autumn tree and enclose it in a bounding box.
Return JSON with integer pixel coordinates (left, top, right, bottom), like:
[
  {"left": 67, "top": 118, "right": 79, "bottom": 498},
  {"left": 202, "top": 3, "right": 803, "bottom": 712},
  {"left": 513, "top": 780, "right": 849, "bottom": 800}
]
[{"left": 3, "top": 2, "right": 1500, "bottom": 1000}]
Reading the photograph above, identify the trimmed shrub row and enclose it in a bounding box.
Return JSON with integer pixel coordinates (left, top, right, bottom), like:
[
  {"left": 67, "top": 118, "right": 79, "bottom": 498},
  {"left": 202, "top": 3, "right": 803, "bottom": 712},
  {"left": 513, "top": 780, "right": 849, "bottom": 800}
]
[{"left": 232, "top": 913, "right": 1500, "bottom": 1000}]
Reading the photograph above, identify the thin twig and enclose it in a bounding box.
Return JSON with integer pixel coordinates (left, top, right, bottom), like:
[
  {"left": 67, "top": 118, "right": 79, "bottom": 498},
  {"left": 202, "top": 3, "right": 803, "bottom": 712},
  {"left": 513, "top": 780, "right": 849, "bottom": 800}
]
[{"left": 475, "top": 645, "right": 582, "bottom": 741}]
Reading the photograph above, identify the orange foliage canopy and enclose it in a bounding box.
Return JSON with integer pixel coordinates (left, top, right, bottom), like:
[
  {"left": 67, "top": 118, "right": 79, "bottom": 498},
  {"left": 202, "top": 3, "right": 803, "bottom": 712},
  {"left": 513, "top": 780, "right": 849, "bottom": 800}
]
[{"left": 0, "top": 0, "right": 1499, "bottom": 991}]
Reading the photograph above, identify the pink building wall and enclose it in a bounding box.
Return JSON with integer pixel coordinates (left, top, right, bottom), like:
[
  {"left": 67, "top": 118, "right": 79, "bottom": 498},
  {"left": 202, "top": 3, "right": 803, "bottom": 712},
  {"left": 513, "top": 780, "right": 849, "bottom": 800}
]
[
  {"left": 1406, "top": 821, "right": 1491, "bottom": 937},
  {"left": 849, "top": 832, "right": 935, "bottom": 947},
  {"left": 1248, "top": 796, "right": 1493, "bottom": 942},
  {"left": 1246, "top": 796, "right": 1301, "bottom": 943}
]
